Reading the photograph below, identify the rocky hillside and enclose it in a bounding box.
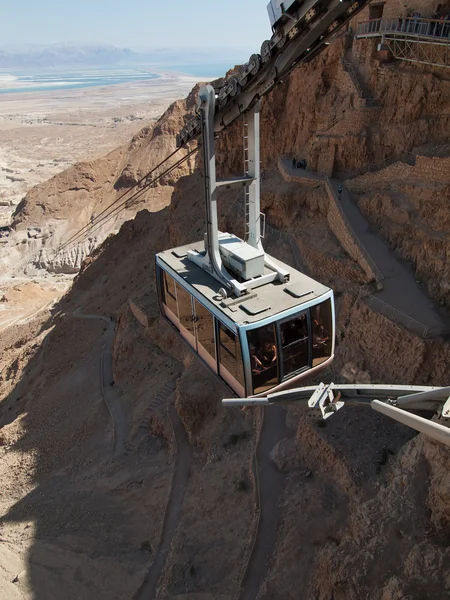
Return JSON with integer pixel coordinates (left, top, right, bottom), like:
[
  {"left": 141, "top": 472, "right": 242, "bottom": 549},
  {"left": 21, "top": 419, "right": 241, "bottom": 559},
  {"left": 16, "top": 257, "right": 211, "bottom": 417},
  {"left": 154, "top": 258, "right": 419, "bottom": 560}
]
[{"left": 1, "top": 2, "right": 450, "bottom": 599}]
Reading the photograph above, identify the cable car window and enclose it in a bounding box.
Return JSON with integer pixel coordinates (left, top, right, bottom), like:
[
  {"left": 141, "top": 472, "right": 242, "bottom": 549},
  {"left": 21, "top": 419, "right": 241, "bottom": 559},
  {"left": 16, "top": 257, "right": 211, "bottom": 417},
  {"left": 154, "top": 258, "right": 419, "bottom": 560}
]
[
  {"left": 162, "top": 271, "right": 178, "bottom": 316},
  {"left": 247, "top": 324, "right": 278, "bottom": 394},
  {"left": 311, "top": 299, "right": 332, "bottom": 367},
  {"left": 175, "top": 283, "right": 195, "bottom": 337},
  {"left": 280, "top": 312, "right": 309, "bottom": 379},
  {"left": 218, "top": 323, "right": 245, "bottom": 387},
  {"left": 194, "top": 299, "right": 216, "bottom": 364}
]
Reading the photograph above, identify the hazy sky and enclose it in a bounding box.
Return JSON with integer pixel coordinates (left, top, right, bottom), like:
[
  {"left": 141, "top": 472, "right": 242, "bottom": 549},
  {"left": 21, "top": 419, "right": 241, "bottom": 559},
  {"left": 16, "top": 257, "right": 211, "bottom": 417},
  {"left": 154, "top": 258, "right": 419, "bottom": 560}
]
[{"left": 1, "top": 0, "right": 272, "bottom": 56}]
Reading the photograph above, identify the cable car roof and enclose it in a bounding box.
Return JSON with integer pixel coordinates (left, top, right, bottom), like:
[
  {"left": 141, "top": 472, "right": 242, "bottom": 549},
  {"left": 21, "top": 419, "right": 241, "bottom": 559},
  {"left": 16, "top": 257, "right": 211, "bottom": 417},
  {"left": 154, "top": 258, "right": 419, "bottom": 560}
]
[{"left": 157, "top": 240, "right": 331, "bottom": 327}]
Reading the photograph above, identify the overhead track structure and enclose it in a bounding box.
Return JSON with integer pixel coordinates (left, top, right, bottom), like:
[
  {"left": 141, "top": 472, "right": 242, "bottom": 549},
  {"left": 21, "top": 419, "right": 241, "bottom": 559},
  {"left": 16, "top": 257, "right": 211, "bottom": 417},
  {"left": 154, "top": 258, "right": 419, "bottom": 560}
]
[{"left": 176, "top": 1, "right": 373, "bottom": 147}]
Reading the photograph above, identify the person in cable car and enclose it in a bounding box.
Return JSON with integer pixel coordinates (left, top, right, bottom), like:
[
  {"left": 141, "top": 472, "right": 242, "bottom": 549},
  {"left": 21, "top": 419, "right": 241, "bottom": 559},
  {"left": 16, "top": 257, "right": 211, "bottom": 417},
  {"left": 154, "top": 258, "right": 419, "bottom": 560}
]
[
  {"left": 313, "top": 324, "right": 329, "bottom": 348},
  {"left": 250, "top": 331, "right": 278, "bottom": 393},
  {"left": 254, "top": 338, "right": 277, "bottom": 372}
]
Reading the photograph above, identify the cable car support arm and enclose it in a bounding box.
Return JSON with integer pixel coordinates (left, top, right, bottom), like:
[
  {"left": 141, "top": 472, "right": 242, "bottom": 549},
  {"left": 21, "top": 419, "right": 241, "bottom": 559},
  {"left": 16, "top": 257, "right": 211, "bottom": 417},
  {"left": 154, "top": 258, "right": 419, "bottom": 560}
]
[
  {"left": 187, "top": 84, "right": 288, "bottom": 297},
  {"left": 223, "top": 384, "right": 450, "bottom": 448}
]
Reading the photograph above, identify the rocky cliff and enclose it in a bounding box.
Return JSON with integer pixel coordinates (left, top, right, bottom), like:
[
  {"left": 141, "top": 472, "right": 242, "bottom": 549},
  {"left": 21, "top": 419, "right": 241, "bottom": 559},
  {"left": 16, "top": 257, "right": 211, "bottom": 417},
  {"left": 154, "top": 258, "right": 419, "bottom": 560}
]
[{"left": 1, "top": 2, "right": 450, "bottom": 598}]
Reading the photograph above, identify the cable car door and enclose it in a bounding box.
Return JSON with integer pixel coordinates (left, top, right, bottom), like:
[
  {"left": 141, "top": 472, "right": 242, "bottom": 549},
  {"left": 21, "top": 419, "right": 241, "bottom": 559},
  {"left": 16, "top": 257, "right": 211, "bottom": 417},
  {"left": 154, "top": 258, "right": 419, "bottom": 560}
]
[
  {"left": 279, "top": 310, "right": 311, "bottom": 379},
  {"left": 176, "top": 285, "right": 196, "bottom": 348},
  {"left": 193, "top": 299, "right": 217, "bottom": 373}
]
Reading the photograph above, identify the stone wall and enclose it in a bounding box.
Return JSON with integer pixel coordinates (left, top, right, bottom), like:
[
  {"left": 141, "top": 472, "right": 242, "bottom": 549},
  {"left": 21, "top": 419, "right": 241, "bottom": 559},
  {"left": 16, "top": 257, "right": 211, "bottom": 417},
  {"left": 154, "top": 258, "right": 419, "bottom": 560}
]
[
  {"left": 128, "top": 299, "right": 148, "bottom": 329},
  {"left": 353, "top": 0, "right": 440, "bottom": 23},
  {"left": 340, "top": 62, "right": 363, "bottom": 99},
  {"left": 415, "top": 155, "right": 450, "bottom": 183},
  {"left": 346, "top": 155, "right": 450, "bottom": 193},
  {"left": 317, "top": 144, "right": 336, "bottom": 176},
  {"left": 278, "top": 159, "right": 382, "bottom": 283},
  {"left": 325, "top": 183, "right": 381, "bottom": 283},
  {"left": 318, "top": 106, "right": 382, "bottom": 137},
  {"left": 276, "top": 168, "right": 322, "bottom": 188}
]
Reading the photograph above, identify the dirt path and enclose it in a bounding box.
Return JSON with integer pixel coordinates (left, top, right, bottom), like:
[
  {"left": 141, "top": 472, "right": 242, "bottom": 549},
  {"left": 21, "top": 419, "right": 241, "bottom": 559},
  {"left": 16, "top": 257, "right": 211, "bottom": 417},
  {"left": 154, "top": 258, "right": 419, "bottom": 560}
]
[
  {"left": 279, "top": 158, "right": 446, "bottom": 336},
  {"left": 72, "top": 309, "right": 193, "bottom": 599},
  {"left": 73, "top": 309, "right": 128, "bottom": 459},
  {"left": 239, "top": 406, "right": 289, "bottom": 600},
  {"left": 134, "top": 406, "right": 193, "bottom": 600}
]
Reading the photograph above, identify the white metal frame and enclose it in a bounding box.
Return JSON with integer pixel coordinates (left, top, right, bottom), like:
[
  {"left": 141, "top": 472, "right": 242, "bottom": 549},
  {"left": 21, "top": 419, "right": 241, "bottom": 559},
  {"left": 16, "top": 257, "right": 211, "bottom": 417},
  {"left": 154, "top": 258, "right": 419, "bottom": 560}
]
[
  {"left": 223, "top": 383, "right": 450, "bottom": 447},
  {"left": 187, "top": 84, "right": 289, "bottom": 297}
]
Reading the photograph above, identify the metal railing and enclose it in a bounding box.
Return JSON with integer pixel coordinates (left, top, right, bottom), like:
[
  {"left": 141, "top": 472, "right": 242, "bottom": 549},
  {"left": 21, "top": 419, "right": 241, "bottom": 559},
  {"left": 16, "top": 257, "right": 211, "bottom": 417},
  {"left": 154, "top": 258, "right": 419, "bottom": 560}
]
[
  {"left": 356, "top": 17, "right": 450, "bottom": 39},
  {"left": 357, "top": 17, "right": 450, "bottom": 40},
  {"left": 358, "top": 287, "right": 444, "bottom": 339}
]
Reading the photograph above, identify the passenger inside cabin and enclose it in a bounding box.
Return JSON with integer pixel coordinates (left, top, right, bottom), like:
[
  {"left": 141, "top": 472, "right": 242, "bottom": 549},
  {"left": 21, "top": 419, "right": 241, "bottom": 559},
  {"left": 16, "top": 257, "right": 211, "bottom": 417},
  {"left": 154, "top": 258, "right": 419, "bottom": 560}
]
[
  {"left": 313, "top": 324, "right": 329, "bottom": 348},
  {"left": 251, "top": 338, "right": 277, "bottom": 373}
]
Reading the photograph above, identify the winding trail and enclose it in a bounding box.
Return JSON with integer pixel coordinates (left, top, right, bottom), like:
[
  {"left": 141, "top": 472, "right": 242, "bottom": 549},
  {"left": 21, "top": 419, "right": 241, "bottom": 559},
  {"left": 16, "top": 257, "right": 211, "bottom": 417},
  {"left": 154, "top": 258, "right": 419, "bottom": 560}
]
[
  {"left": 134, "top": 406, "right": 193, "bottom": 600},
  {"left": 75, "top": 308, "right": 193, "bottom": 599},
  {"left": 279, "top": 158, "right": 446, "bottom": 336},
  {"left": 239, "top": 406, "right": 289, "bottom": 600},
  {"left": 73, "top": 309, "right": 127, "bottom": 459}
]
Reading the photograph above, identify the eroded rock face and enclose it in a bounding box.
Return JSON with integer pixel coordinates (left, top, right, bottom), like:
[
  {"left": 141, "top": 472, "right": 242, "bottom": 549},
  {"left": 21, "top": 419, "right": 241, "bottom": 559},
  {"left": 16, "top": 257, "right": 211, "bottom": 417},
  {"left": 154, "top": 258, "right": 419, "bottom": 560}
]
[{"left": 30, "top": 240, "right": 99, "bottom": 274}]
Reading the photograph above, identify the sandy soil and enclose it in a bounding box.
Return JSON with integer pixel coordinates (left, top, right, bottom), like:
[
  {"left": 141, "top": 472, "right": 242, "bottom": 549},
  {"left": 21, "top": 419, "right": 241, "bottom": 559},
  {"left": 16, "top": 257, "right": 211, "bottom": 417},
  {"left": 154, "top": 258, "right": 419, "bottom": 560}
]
[
  {"left": 0, "top": 71, "right": 198, "bottom": 225},
  {"left": 0, "top": 279, "right": 68, "bottom": 333}
]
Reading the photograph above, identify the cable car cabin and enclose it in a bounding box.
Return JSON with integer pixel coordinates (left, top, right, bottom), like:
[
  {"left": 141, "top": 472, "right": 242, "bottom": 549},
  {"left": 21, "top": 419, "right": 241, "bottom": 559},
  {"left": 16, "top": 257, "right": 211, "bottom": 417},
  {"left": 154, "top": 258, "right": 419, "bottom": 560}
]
[{"left": 156, "top": 240, "right": 335, "bottom": 398}]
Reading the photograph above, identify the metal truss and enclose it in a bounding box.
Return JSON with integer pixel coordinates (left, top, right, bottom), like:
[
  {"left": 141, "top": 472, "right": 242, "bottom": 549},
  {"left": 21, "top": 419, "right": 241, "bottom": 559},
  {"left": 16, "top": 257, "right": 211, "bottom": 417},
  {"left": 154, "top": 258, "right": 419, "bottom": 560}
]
[{"left": 384, "top": 35, "right": 450, "bottom": 69}]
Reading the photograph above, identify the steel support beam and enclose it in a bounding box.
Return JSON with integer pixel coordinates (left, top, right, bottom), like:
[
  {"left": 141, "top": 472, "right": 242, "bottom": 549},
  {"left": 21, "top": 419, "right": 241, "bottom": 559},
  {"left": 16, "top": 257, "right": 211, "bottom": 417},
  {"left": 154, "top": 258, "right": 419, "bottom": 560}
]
[
  {"left": 188, "top": 85, "right": 289, "bottom": 296},
  {"left": 385, "top": 35, "right": 450, "bottom": 69},
  {"left": 246, "top": 101, "right": 262, "bottom": 250},
  {"left": 372, "top": 400, "right": 450, "bottom": 447},
  {"left": 223, "top": 383, "right": 450, "bottom": 447}
]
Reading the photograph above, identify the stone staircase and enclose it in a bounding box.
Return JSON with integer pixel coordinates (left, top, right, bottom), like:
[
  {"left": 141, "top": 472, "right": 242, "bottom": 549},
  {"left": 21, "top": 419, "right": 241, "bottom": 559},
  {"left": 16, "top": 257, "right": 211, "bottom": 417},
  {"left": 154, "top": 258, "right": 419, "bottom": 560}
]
[
  {"left": 126, "top": 380, "right": 177, "bottom": 452},
  {"left": 341, "top": 54, "right": 376, "bottom": 107}
]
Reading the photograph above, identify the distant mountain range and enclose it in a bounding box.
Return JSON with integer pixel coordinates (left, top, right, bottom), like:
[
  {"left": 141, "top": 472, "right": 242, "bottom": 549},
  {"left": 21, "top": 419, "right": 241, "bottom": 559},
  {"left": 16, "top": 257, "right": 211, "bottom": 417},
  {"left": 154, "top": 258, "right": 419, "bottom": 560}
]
[{"left": 0, "top": 43, "right": 247, "bottom": 69}]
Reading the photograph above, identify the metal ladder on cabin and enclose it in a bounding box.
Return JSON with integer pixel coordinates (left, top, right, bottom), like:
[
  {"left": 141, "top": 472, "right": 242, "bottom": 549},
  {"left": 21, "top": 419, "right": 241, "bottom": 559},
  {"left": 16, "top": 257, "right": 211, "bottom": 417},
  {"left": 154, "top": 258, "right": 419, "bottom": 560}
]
[{"left": 243, "top": 120, "right": 250, "bottom": 242}]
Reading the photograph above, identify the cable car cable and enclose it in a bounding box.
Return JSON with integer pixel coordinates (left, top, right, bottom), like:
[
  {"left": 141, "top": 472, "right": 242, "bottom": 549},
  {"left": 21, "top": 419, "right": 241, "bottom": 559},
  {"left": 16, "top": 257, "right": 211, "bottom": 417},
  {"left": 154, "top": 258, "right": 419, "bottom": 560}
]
[
  {"left": 59, "top": 144, "right": 200, "bottom": 251},
  {"left": 59, "top": 145, "right": 199, "bottom": 251},
  {"left": 57, "top": 144, "right": 192, "bottom": 252}
]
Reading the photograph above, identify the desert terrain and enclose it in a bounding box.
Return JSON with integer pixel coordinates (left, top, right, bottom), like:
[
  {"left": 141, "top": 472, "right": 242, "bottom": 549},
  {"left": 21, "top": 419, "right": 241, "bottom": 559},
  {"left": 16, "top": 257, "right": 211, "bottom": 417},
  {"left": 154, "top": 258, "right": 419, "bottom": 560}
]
[
  {"left": 0, "top": 70, "right": 198, "bottom": 333},
  {"left": 0, "top": 71, "right": 198, "bottom": 221},
  {"left": 1, "top": 2, "right": 450, "bottom": 599}
]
